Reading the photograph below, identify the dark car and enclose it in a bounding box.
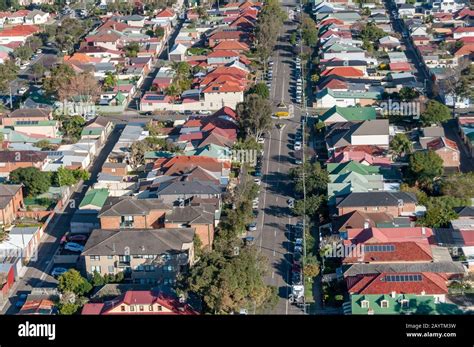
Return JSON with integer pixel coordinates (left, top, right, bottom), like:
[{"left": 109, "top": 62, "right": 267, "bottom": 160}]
[{"left": 67, "top": 234, "right": 88, "bottom": 243}]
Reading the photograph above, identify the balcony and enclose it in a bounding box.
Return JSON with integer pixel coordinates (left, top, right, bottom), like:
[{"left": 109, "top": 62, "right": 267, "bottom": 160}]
[
  {"left": 120, "top": 221, "right": 134, "bottom": 228},
  {"left": 115, "top": 261, "right": 131, "bottom": 268}
]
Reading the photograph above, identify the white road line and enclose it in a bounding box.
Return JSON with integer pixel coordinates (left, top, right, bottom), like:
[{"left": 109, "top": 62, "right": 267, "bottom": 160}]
[{"left": 272, "top": 271, "right": 275, "bottom": 279}]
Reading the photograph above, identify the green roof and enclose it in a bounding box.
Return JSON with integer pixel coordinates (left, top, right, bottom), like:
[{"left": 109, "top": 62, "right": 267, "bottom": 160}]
[
  {"left": 115, "top": 91, "right": 126, "bottom": 104},
  {"left": 79, "top": 189, "right": 109, "bottom": 209},
  {"left": 144, "top": 151, "right": 175, "bottom": 160},
  {"left": 328, "top": 161, "right": 401, "bottom": 181},
  {"left": 466, "top": 132, "right": 474, "bottom": 143},
  {"left": 81, "top": 128, "right": 103, "bottom": 136},
  {"left": 327, "top": 161, "right": 381, "bottom": 176},
  {"left": 317, "top": 89, "right": 381, "bottom": 100},
  {"left": 184, "top": 144, "right": 231, "bottom": 159},
  {"left": 320, "top": 106, "right": 377, "bottom": 123},
  {"left": 350, "top": 294, "right": 463, "bottom": 315},
  {"left": 323, "top": 42, "right": 364, "bottom": 53}
]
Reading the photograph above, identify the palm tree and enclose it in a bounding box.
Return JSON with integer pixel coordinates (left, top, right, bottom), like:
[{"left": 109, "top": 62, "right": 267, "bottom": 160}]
[
  {"left": 390, "top": 133, "right": 412, "bottom": 159},
  {"left": 103, "top": 72, "right": 117, "bottom": 90},
  {"left": 165, "top": 84, "right": 180, "bottom": 101}
]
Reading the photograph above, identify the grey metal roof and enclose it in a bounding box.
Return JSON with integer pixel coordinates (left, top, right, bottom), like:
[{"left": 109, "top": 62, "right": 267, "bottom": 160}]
[
  {"left": 352, "top": 119, "right": 389, "bottom": 136},
  {"left": 337, "top": 191, "right": 417, "bottom": 207},
  {"left": 165, "top": 205, "right": 215, "bottom": 224},
  {"left": 343, "top": 262, "right": 466, "bottom": 277},
  {"left": 82, "top": 228, "right": 195, "bottom": 256},
  {"left": 154, "top": 180, "right": 222, "bottom": 196},
  {"left": 99, "top": 197, "right": 171, "bottom": 217}
]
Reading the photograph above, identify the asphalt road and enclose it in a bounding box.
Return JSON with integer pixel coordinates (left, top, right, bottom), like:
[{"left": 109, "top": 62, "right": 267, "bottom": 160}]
[
  {"left": 385, "top": 0, "right": 433, "bottom": 97},
  {"left": 254, "top": 0, "right": 306, "bottom": 315},
  {"left": 1, "top": 126, "right": 123, "bottom": 314}
]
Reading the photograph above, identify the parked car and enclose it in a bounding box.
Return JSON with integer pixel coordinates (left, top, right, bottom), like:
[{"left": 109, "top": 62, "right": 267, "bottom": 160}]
[
  {"left": 254, "top": 170, "right": 262, "bottom": 177},
  {"left": 67, "top": 234, "right": 88, "bottom": 243},
  {"left": 64, "top": 242, "right": 84, "bottom": 253},
  {"left": 15, "top": 293, "right": 28, "bottom": 308},
  {"left": 51, "top": 267, "right": 68, "bottom": 278},
  {"left": 294, "top": 141, "right": 302, "bottom": 151},
  {"left": 257, "top": 137, "right": 265, "bottom": 144},
  {"left": 247, "top": 223, "right": 257, "bottom": 232},
  {"left": 254, "top": 178, "right": 261, "bottom": 185}
]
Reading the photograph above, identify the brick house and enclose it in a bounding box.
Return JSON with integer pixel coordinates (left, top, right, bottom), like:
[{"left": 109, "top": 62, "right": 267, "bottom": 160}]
[
  {"left": 426, "top": 137, "right": 460, "bottom": 172},
  {"left": 82, "top": 228, "right": 195, "bottom": 285},
  {"left": 164, "top": 203, "right": 216, "bottom": 249},
  {"left": 101, "top": 162, "right": 128, "bottom": 177},
  {"left": 98, "top": 196, "right": 171, "bottom": 229},
  {"left": 1, "top": 108, "right": 52, "bottom": 127},
  {"left": 0, "top": 151, "right": 49, "bottom": 176},
  {"left": 0, "top": 184, "right": 24, "bottom": 225},
  {"left": 336, "top": 192, "right": 418, "bottom": 217}
]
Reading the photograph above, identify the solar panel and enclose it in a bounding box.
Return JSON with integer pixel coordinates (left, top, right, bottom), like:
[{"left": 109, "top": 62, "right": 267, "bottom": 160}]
[
  {"left": 384, "top": 275, "right": 422, "bottom": 282},
  {"left": 363, "top": 245, "right": 395, "bottom": 252}
]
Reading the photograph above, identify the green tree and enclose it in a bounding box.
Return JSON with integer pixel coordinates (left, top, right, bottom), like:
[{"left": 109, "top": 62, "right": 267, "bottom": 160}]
[
  {"left": 300, "top": 14, "right": 318, "bottom": 47},
  {"left": 54, "top": 167, "right": 77, "bottom": 186},
  {"left": 184, "top": 247, "right": 277, "bottom": 314},
  {"left": 303, "top": 255, "right": 320, "bottom": 278},
  {"left": 398, "top": 87, "right": 420, "bottom": 101},
  {"left": 293, "top": 195, "right": 325, "bottom": 218},
  {"left": 0, "top": 61, "right": 18, "bottom": 92},
  {"left": 13, "top": 46, "right": 33, "bottom": 62},
  {"left": 289, "top": 162, "right": 328, "bottom": 196},
  {"left": 31, "top": 63, "right": 46, "bottom": 83},
  {"left": 408, "top": 150, "right": 443, "bottom": 188},
  {"left": 57, "top": 269, "right": 92, "bottom": 296},
  {"left": 421, "top": 100, "right": 451, "bottom": 126},
  {"left": 125, "top": 42, "right": 140, "bottom": 58},
  {"left": 418, "top": 196, "right": 467, "bottom": 228},
  {"left": 237, "top": 94, "right": 273, "bottom": 141},
  {"left": 103, "top": 72, "right": 117, "bottom": 90},
  {"left": 360, "top": 22, "right": 386, "bottom": 51},
  {"left": 248, "top": 82, "right": 269, "bottom": 99},
  {"left": 35, "top": 140, "right": 55, "bottom": 151},
  {"left": 10, "top": 167, "right": 51, "bottom": 197},
  {"left": 61, "top": 115, "right": 86, "bottom": 141},
  {"left": 390, "top": 133, "right": 413, "bottom": 158},
  {"left": 289, "top": 32, "right": 297, "bottom": 46},
  {"left": 441, "top": 173, "right": 474, "bottom": 200},
  {"left": 25, "top": 36, "right": 43, "bottom": 52},
  {"left": 90, "top": 271, "right": 105, "bottom": 287},
  {"left": 43, "top": 64, "right": 75, "bottom": 98},
  {"left": 58, "top": 302, "right": 79, "bottom": 315}
]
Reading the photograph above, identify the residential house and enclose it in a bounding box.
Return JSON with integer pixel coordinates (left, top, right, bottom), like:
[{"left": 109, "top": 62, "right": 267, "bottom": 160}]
[
  {"left": 336, "top": 191, "right": 419, "bottom": 216},
  {"left": 0, "top": 184, "right": 23, "bottom": 225},
  {"left": 82, "top": 228, "right": 195, "bottom": 285},
  {"left": 325, "top": 119, "right": 390, "bottom": 153},
  {"left": 315, "top": 89, "right": 381, "bottom": 108},
  {"left": 98, "top": 196, "right": 171, "bottom": 230},
  {"left": 82, "top": 290, "right": 198, "bottom": 315},
  {"left": 0, "top": 151, "right": 48, "bottom": 176},
  {"left": 319, "top": 106, "right": 376, "bottom": 125}
]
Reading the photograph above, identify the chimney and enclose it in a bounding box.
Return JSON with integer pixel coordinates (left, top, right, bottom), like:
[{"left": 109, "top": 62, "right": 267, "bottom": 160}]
[
  {"left": 421, "top": 227, "right": 426, "bottom": 235},
  {"left": 391, "top": 291, "right": 396, "bottom": 298},
  {"left": 364, "top": 220, "right": 370, "bottom": 229}
]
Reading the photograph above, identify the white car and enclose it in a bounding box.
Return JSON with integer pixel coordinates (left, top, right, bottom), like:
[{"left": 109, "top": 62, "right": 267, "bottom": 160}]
[
  {"left": 18, "top": 87, "right": 28, "bottom": 95},
  {"left": 254, "top": 178, "right": 261, "bottom": 185},
  {"left": 257, "top": 137, "right": 265, "bottom": 144},
  {"left": 64, "top": 242, "right": 84, "bottom": 253},
  {"left": 294, "top": 141, "right": 302, "bottom": 151},
  {"left": 51, "top": 267, "right": 68, "bottom": 278}
]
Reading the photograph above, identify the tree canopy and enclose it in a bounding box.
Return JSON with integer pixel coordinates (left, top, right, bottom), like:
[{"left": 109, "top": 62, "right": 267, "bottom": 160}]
[
  {"left": 237, "top": 94, "right": 273, "bottom": 141},
  {"left": 421, "top": 100, "right": 451, "bottom": 126},
  {"left": 408, "top": 150, "right": 443, "bottom": 189},
  {"left": 10, "top": 167, "right": 51, "bottom": 197}
]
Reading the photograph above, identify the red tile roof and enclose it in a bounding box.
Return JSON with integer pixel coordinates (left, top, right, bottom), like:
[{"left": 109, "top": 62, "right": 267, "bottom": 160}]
[
  {"left": 343, "top": 242, "right": 433, "bottom": 263},
  {"left": 345, "top": 227, "right": 434, "bottom": 244},
  {"left": 454, "top": 44, "right": 474, "bottom": 57},
  {"left": 209, "top": 30, "right": 247, "bottom": 40},
  {"left": 82, "top": 290, "right": 198, "bottom": 315},
  {"left": 208, "top": 50, "right": 240, "bottom": 58},
  {"left": 213, "top": 40, "right": 250, "bottom": 51},
  {"left": 426, "top": 137, "right": 458, "bottom": 151},
  {"left": 0, "top": 25, "right": 39, "bottom": 37},
  {"left": 347, "top": 272, "right": 448, "bottom": 295},
  {"left": 156, "top": 8, "right": 175, "bottom": 18},
  {"left": 459, "top": 229, "right": 474, "bottom": 246},
  {"left": 321, "top": 67, "right": 364, "bottom": 77},
  {"left": 453, "top": 27, "right": 474, "bottom": 34},
  {"left": 389, "top": 62, "right": 412, "bottom": 71},
  {"left": 159, "top": 155, "right": 229, "bottom": 175}
]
